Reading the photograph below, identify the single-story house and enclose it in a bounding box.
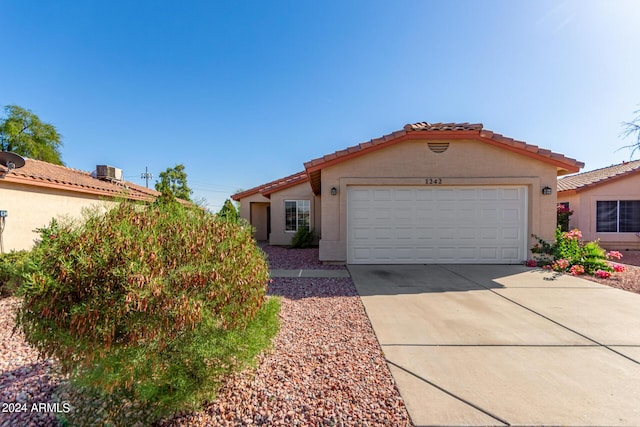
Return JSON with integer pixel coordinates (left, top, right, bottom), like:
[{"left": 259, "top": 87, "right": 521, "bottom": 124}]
[
  {"left": 0, "top": 158, "right": 161, "bottom": 252},
  {"left": 558, "top": 159, "right": 640, "bottom": 250},
  {"left": 233, "top": 122, "right": 583, "bottom": 264}
]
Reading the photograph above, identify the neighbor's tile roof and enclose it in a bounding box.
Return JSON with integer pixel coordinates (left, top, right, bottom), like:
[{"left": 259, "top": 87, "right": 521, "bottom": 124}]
[
  {"left": 557, "top": 159, "right": 640, "bottom": 192},
  {"left": 231, "top": 170, "right": 308, "bottom": 200},
  {"left": 1, "top": 158, "right": 160, "bottom": 201}
]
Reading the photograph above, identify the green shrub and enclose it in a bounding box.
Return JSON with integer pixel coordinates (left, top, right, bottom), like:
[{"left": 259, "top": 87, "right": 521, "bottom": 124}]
[
  {"left": 291, "top": 227, "right": 316, "bottom": 248},
  {"left": 16, "top": 201, "right": 279, "bottom": 424},
  {"left": 217, "top": 198, "right": 239, "bottom": 222},
  {"left": 529, "top": 227, "right": 617, "bottom": 276},
  {"left": 0, "top": 250, "right": 32, "bottom": 297}
]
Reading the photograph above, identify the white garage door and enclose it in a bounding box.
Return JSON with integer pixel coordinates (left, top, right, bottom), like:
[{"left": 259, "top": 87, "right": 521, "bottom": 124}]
[{"left": 347, "top": 186, "right": 527, "bottom": 264}]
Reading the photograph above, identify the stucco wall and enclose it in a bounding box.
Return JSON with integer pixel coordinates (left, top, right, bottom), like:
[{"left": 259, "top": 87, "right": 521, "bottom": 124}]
[
  {"left": 558, "top": 174, "right": 640, "bottom": 250},
  {"left": 267, "top": 182, "right": 320, "bottom": 246},
  {"left": 0, "top": 183, "right": 117, "bottom": 252},
  {"left": 318, "top": 138, "right": 560, "bottom": 262}
]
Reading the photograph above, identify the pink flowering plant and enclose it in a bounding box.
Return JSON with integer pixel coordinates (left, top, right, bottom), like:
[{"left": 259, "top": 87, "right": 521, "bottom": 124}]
[
  {"left": 529, "top": 226, "right": 625, "bottom": 278},
  {"left": 557, "top": 204, "right": 574, "bottom": 232}
]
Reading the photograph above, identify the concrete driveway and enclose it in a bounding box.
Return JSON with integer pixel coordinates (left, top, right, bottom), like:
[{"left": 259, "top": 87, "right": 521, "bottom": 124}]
[{"left": 349, "top": 264, "right": 640, "bottom": 427}]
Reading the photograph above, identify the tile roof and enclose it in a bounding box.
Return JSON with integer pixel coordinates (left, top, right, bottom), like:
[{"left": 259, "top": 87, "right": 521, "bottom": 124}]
[
  {"left": 231, "top": 171, "right": 308, "bottom": 201},
  {"left": 303, "top": 122, "right": 584, "bottom": 194},
  {"left": 405, "top": 122, "right": 484, "bottom": 132},
  {"left": 557, "top": 159, "right": 640, "bottom": 192},
  {"left": 305, "top": 122, "right": 583, "bottom": 171},
  {"left": 0, "top": 158, "right": 160, "bottom": 201}
]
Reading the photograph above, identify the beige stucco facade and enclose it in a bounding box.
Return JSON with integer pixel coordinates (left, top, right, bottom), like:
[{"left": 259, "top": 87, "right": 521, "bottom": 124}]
[
  {"left": 0, "top": 182, "right": 117, "bottom": 252},
  {"left": 266, "top": 182, "right": 320, "bottom": 246},
  {"left": 238, "top": 192, "right": 271, "bottom": 241},
  {"left": 317, "top": 139, "right": 559, "bottom": 262},
  {"left": 559, "top": 174, "right": 640, "bottom": 250},
  {"left": 234, "top": 123, "right": 582, "bottom": 264}
]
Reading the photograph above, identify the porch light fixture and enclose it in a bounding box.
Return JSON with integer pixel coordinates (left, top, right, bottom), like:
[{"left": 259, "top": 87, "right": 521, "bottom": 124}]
[
  {"left": 330, "top": 187, "right": 338, "bottom": 196},
  {"left": 542, "top": 186, "right": 552, "bottom": 195}
]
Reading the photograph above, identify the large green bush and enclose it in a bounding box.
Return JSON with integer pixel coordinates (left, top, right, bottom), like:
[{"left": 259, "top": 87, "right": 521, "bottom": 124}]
[
  {"left": 0, "top": 250, "right": 32, "bottom": 297},
  {"left": 16, "top": 201, "right": 279, "bottom": 423}
]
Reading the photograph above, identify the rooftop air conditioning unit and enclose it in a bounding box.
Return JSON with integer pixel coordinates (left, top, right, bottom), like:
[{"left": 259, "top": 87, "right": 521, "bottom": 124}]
[{"left": 96, "top": 165, "right": 123, "bottom": 181}]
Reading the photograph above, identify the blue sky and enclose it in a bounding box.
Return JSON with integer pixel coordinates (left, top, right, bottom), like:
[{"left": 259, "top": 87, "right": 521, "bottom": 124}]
[{"left": 1, "top": 0, "right": 639, "bottom": 210}]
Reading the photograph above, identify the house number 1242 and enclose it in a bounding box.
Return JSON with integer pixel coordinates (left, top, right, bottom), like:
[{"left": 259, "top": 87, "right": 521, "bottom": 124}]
[{"left": 425, "top": 178, "right": 442, "bottom": 184}]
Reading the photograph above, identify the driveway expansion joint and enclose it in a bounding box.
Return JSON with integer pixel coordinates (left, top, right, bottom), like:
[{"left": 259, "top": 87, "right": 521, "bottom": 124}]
[
  {"left": 441, "top": 266, "right": 640, "bottom": 366},
  {"left": 386, "top": 359, "right": 511, "bottom": 427}
]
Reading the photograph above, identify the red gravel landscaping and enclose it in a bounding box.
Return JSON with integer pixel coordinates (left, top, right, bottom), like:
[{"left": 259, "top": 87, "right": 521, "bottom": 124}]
[
  {"left": 260, "top": 244, "right": 347, "bottom": 270},
  {"left": 581, "top": 250, "right": 640, "bottom": 295},
  {"left": 0, "top": 276, "right": 410, "bottom": 426}
]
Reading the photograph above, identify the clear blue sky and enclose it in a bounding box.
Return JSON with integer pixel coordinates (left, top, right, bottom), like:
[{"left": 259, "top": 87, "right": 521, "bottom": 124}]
[{"left": 1, "top": 1, "right": 638, "bottom": 210}]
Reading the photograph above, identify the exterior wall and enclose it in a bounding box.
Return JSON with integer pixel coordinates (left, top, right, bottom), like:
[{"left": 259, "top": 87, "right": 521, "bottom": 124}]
[
  {"left": 318, "top": 138, "right": 560, "bottom": 262},
  {"left": 559, "top": 174, "right": 640, "bottom": 250},
  {"left": 0, "top": 183, "right": 117, "bottom": 252},
  {"left": 267, "top": 182, "right": 320, "bottom": 246},
  {"left": 250, "top": 202, "right": 269, "bottom": 241},
  {"left": 237, "top": 193, "right": 270, "bottom": 240}
]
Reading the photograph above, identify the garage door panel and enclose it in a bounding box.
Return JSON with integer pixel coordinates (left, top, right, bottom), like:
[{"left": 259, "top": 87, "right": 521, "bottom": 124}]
[
  {"left": 415, "top": 227, "right": 435, "bottom": 239},
  {"left": 396, "top": 227, "right": 413, "bottom": 239},
  {"left": 479, "top": 247, "right": 499, "bottom": 260},
  {"left": 459, "top": 227, "right": 477, "bottom": 240},
  {"left": 502, "top": 228, "right": 520, "bottom": 240},
  {"left": 348, "top": 186, "right": 527, "bottom": 264},
  {"left": 374, "top": 189, "right": 392, "bottom": 201}
]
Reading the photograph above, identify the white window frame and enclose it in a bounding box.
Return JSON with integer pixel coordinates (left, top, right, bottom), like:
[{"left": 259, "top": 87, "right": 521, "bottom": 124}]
[{"left": 284, "top": 200, "right": 311, "bottom": 233}]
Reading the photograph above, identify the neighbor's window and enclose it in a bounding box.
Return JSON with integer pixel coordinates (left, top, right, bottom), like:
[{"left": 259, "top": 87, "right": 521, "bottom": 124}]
[
  {"left": 596, "top": 200, "right": 640, "bottom": 232},
  {"left": 285, "top": 200, "right": 310, "bottom": 232}
]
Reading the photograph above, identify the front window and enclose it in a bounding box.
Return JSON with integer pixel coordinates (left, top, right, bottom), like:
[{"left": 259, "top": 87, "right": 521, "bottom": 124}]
[
  {"left": 596, "top": 200, "right": 640, "bottom": 232},
  {"left": 285, "top": 200, "right": 310, "bottom": 232}
]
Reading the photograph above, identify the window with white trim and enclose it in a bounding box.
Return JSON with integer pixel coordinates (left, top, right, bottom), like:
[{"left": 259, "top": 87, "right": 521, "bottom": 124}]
[
  {"left": 596, "top": 200, "right": 640, "bottom": 232},
  {"left": 285, "top": 200, "right": 310, "bottom": 232}
]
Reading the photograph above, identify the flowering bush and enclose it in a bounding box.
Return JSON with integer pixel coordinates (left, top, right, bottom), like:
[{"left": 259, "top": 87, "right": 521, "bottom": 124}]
[
  {"left": 551, "top": 259, "right": 570, "bottom": 271},
  {"left": 611, "top": 263, "right": 626, "bottom": 273},
  {"left": 525, "top": 259, "right": 538, "bottom": 267},
  {"left": 595, "top": 270, "right": 612, "bottom": 279},
  {"left": 529, "top": 227, "right": 625, "bottom": 279},
  {"left": 607, "top": 250, "right": 623, "bottom": 260},
  {"left": 569, "top": 264, "right": 585, "bottom": 275},
  {"left": 557, "top": 204, "right": 574, "bottom": 232}
]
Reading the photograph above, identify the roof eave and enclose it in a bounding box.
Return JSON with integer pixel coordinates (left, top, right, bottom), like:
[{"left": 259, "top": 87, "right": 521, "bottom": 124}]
[{"left": 2, "top": 174, "right": 154, "bottom": 201}]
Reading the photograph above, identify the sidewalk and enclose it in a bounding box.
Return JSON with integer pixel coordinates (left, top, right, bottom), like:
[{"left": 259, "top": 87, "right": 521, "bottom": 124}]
[{"left": 270, "top": 269, "right": 351, "bottom": 278}]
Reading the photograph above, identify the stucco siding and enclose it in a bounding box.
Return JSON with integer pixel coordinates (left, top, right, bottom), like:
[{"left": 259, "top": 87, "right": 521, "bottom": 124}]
[
  {"left": 267, "top": 182, "right": 320, "bottom": 246},
  {"left": 318, "top": 139, "right": 559, "bottom": 262},
  {"left": 0, "top": 183, "right": 117, "bottom": 252},
  {"left": 560, "top": 174, "right": 640, "bottom": 250}
]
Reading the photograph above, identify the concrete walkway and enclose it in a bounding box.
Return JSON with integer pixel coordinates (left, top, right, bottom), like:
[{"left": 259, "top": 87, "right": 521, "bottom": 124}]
[
  {"left": 349, "top": 264, "right": 640, "bottom": 427},
  {"left": 269, "top": 269, "right": 351, "bottom": 278}
]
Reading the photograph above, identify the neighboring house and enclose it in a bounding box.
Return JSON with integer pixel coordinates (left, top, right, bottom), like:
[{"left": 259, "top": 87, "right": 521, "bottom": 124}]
[
  {"left": 0, "top": 158, "right": 160, "bottom": 252},
  {"left": 233, "top": 122, "right": 583, "bottom": 264},
  {"left": 557, "top": 159, "right": 640, "bottom": 250}
]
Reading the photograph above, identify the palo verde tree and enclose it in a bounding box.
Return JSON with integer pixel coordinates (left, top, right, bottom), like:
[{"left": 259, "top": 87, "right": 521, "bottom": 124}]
[
  {"left": 155, "top": 163, "right": 193, "bottom": 202},
  {"left": 0, "top": 104, "right": 64, "bottom": 165},
  {"left": 621, "top": 108, "right": 640, "bottom": 158}
]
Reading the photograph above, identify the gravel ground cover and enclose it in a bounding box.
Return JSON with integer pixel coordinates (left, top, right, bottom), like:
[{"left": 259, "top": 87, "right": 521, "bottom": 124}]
[
  {"left": 260, "top": 245, "right": 346, "bottom": 270},
  {"left": 0, "top": 298, "right": 63, "bottom": 427},
  {"left": 163, "top": 277, "right": 411, "bottom": 426},
  {"left": 0, "top": 277, "right": 410, "bottom": 426},
  {"left": 580, "top": 250, "right": 640, "bottom": 294}
]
